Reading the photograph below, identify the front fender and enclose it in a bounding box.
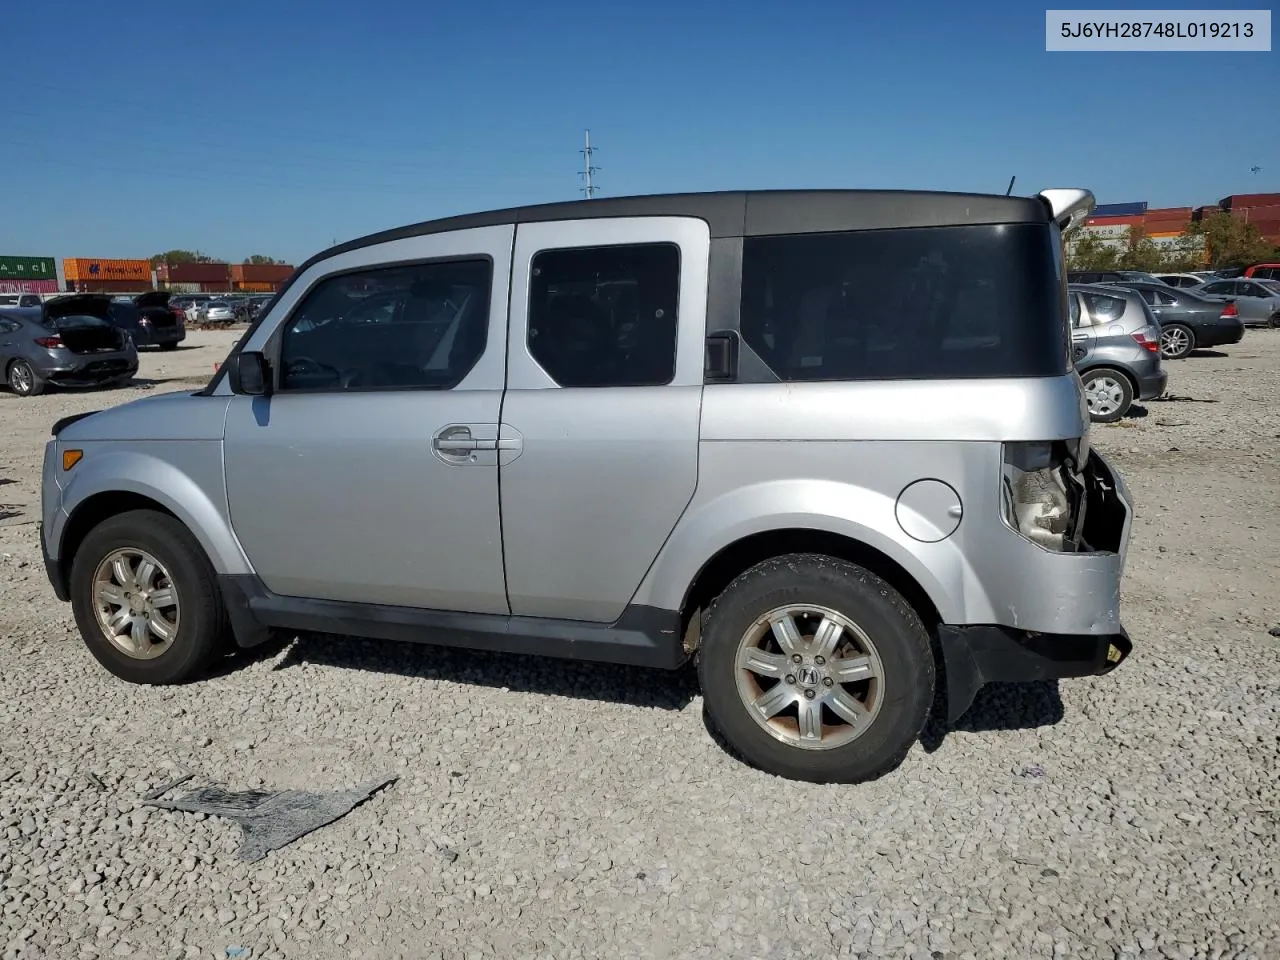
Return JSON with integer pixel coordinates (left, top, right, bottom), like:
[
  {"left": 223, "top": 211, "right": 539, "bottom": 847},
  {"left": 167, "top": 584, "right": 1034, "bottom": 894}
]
[
  {"left": 54, "top": 443, "right": 252, "bottom": 576},
  {"left": 631, "top": 478, "right": 983, "bottom": 623}
]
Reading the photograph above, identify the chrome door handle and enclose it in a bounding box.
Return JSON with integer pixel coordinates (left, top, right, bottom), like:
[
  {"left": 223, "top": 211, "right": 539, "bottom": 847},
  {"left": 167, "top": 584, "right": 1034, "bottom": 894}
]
[{"left": 433, "top": 426, "right": 496, "bottom": 454}]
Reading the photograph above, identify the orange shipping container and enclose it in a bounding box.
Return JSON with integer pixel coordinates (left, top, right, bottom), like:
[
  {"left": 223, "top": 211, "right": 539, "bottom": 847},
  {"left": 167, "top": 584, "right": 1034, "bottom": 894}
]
[
  {"left": 233, "top": 281, "right": 279, "bottom": 292},
  {"left": 231, "top": 263, "right": 293, "bottom": 284},
  {"left": 63, "top": 257, "right": 151, "bottom": 283}
]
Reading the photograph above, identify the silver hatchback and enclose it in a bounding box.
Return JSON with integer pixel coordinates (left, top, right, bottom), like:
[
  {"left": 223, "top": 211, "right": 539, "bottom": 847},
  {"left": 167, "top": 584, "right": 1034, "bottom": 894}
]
[
  {"left": 1068, "top": 283, "right": 1168, "bottom": 422},
  {"left": 40, "top": 187, "right": 1135, "bottom": 784}
]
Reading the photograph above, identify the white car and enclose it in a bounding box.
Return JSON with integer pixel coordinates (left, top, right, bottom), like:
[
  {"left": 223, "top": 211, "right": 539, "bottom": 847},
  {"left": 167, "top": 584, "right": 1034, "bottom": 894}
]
[{"left": 1154, "top": 272, "right": 1213, "bottom": 289}]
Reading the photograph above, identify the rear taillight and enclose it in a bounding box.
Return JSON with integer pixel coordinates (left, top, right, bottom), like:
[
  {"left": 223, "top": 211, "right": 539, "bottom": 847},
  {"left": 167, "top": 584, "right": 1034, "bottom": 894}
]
[
  {"left": 1130, "top": 331, "right": 1160, "bottom": 353},
  {"left": 1221, "top": 302, "right": 1238, "bottom": 318},
  {"left": 34, "top": 336, "right": 62, "bottom": 348}
]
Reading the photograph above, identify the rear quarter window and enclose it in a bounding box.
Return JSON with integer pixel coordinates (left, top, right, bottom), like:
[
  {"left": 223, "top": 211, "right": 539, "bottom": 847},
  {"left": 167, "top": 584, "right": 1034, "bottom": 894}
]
[{"left": 739, "top": 223, "right": 1069, "bottom": 381}]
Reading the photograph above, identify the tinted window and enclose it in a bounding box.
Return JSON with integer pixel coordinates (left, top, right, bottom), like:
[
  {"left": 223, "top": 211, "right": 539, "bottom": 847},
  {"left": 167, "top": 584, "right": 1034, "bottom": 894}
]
[
  {"left": 279, "top": 259, "right": 491, "bottom": 391},
  {"left": 1069, "top": 294, "right": 1081, "bottom": 327},
  {"left": 1133, "top": 287, "right": 1158, "bottom": 305},
  {"left": 1153, "top": 289, "right": 1177, "bottom": 306},
  {"left": 1082, "top": 291, "right": 1126, "bottom": 322},
  {"left": 528, "top": 243, "right": 679, "bottom": 387},
  {"left": 740, "top": 223, "right": 1069, "bottom": 381},
  {"left": 1201, "top": 281, "right": 1231, "bottom": 295}
]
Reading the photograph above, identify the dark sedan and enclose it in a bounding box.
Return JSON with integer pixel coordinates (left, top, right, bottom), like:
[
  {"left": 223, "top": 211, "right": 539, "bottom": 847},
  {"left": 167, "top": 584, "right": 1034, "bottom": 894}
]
[
  {"left": 1110, "top": 281, "right": 1245, "bottom": 360},
  {"left": 0, "top": 297, "right": 138, "bottom": 396},
  {"left": 108, "top": 292, "right": 186, "bottom": 350}
]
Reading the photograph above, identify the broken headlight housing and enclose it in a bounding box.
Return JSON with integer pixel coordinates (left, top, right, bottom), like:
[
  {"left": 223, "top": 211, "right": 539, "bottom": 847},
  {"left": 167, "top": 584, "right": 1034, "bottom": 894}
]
[{"left": 1001, "top": 440, "right": 1086, "bottom": 551}]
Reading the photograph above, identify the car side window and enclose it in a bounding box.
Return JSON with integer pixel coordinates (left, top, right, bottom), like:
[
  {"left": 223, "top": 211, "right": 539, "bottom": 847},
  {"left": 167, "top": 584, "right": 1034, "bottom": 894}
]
[
  {"left": 1202, "top": 281, "right": 1229, "bottom": 295},
  {"left": 278, "top": 258, "right": 492, "bottom": 392},
  {"left": 1244, "top": 283, "right": 1269, "bottom": 297},
  {"left": 1153, "top": 289, "right": 1177, "bottom": 306},
  {"left": 1134, "top": 287, "right": 1158, "bottom": 306},
  {"left": 527, "top": 242, "right": 680, "bottom": 388},
  {"left": 1081, "top": 292, "right": 1125, "bottom": 322},
  {"left": 1069, "top": 293, "right": 1082, "bottom": 328}
]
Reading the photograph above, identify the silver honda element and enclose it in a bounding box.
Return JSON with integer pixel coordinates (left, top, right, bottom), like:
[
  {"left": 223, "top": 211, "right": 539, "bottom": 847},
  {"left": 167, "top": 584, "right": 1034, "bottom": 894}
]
[{"left": 39, "top": 188, "right": 1134, "bottom": 784}]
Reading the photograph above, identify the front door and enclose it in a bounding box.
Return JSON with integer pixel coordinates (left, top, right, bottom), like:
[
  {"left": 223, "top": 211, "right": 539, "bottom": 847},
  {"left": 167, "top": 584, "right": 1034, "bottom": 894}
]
[
  {"left": 498, "top": 216, "right": 709, "bottom": 623},
  {"left": 222, "top": 226, "right": 514, "bottom": 613}
]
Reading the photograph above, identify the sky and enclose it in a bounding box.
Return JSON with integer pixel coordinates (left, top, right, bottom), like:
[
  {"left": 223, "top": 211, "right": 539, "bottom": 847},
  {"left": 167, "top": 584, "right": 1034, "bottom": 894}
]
[{"left": 2, "top": 0, "right": 1276, "bottom": 265}]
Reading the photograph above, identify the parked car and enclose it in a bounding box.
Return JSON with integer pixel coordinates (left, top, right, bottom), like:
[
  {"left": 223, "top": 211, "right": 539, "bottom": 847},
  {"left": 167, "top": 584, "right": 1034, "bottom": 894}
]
[
  {"left": 1067, "top": 283, "right": 1167, "bottom": 422},
  {"left": 0, "top": 293, "right": 43, "bottom": 308},
  {"left": 1109, "top": 281, "right": 1247, "bottom": 358},
  {"left": 103, "top": 292, "right": 186, "bottom": 351},
  {"left": 1067, "top": 269, "right": 1167, "bottom": 285},
  {"left": 0, "top": 296, "right": 138, "bottom": 396},
  {"left": 1190, "top": 277, "right": 1280, "bottom": 327},
  {"left": 201, "top": 299, "right": 237, "bottom": 326},
  {"left": 39, "top": 186, "right": 1136, "bottom": 784},
  {"left": 1241, "top": 262, "right": 1280, "bottom": 280},
  {"left": 1153, "top": 272, "right": 1210, "bottom": 289}
]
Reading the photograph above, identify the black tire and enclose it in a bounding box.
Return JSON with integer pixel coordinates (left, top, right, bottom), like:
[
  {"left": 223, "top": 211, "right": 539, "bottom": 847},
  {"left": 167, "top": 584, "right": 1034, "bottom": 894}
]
[
  {"left": 697, "top": 553, "right": 935, "bottom": 784},
  {"left": 69, "top": 509, "right": 228, "bottom": 684},
  {"left": 159, "top": 341, "right": 179, "bottom": 351},
  {"left": 1080, "top": 367, "right": 1134, "bottom": 424},
  {"left": 1159, "top": 323, "right": 1195, "bottom": 360},
  {"left": 1269, "top": 313, "right": 1280, "bottom": 329},
  {"left": 7, "top": 359, "right": 46, "bottom": 396}
]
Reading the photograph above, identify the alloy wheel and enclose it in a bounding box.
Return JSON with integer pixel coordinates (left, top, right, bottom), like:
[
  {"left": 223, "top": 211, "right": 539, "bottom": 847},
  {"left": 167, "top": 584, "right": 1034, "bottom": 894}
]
[
  {"left": 734, "top": 604, "right": 885, "bottom": 751},
  {"left": 9, "top": 362, "right": 33, "bottom": 394},
  {"left": 1160, "top": 327, "right": 1190, "bottom": 358},
  {"left": 91, "top": 548, "right": 181, "bottom": 660}
]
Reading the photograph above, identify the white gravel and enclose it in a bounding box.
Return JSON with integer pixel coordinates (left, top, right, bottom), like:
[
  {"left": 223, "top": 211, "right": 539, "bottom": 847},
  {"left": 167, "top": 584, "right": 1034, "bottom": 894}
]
[{"left": 2, "top": 330, "right": 1278, "bottom": 960}]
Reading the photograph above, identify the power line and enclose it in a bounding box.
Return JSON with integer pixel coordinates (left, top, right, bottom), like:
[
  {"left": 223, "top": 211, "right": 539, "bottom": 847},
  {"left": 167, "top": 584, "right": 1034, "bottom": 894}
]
[{"left": 579, "top": 129, "right": 600, "bottom": 199}]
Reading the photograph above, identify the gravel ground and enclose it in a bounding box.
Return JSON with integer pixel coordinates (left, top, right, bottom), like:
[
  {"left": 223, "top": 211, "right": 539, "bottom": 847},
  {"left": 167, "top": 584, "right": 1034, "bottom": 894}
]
[{"left": 2, "top": 330, "right": 1278, "bottom": 960}]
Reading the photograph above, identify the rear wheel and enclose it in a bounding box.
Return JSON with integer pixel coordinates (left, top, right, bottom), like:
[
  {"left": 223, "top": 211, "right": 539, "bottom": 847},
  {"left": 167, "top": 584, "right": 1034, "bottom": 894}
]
[
  {"left": 1081, "top": 368, "right": 1134, "bottom": 423},
  {"left": 7, "top": 359, "right": 45, "bottom": 397},
  {"left": 697, "top": 553, "right": 935, "bottom": 784},
  {"left": 1160, "top": 324, "right": 1195, "bottom": 360},
  {"left": 69, "top": 509, "right": 228, "bottom": 684}
]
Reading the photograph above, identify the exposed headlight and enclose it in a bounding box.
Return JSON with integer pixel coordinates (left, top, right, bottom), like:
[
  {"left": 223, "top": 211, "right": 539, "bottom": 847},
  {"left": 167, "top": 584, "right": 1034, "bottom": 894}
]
[{"left": 1001, "top": 441, "right": 1085, "bottom": 551}]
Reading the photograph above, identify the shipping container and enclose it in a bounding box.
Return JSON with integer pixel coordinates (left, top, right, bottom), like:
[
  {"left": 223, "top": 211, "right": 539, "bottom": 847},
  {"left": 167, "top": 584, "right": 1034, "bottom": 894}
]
[
  {"left": 1093, "top": 201, "right": 1148, "bottom": 217},
  {"left": 156, "top": 261, "right": 231, "bottom": 284},
  {"left": 1220, "top": 193, "right": 1280, "bottom": 209},
  {"left": 66, "top": 279, "right": 152, "bottom": 294},
  {"left": 1143, "top": 206, "right": 1193, "bottom": 219},
  {"left": 0, "top": 278, "right": 59, "bottom": 294},
  {"left": 197, "top": 282, "right": 233, "bottom": 293},
  {"left": 1084, "top": 215, "right": 1144, "bottom": 228},
  {"left": 0, "top": 255, "right": 58, "bottom": 281},
  {"left": 164, "top": 282, "right": 202, "bottom": 294},
  {"left": 230, "top": 263, "right": 294, "bottom": 284},
  {"left": 233, "top": 281, "right": 281, "bottom": 292},
  {"left": 63, "top": 258, "right": 151, "bottom": 283}
]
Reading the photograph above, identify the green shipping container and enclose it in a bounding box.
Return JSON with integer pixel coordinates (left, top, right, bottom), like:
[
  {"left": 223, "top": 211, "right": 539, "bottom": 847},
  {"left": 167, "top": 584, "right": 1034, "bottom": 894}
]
[{"left": 0, "top": 255, "right": 57, "bottom": 280}]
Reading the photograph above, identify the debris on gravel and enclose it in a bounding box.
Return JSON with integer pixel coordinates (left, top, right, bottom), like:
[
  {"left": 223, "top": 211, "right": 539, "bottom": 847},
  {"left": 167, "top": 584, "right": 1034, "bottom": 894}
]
[{"left": 2, "top": 330, "right": 1279, "bottom": 958}]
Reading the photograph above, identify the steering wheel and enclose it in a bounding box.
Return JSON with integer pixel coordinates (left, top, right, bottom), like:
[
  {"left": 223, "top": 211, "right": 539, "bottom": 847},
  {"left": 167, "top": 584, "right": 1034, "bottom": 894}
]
[{"left": 283, "top": 355, "right": 341, "bottom": 386}]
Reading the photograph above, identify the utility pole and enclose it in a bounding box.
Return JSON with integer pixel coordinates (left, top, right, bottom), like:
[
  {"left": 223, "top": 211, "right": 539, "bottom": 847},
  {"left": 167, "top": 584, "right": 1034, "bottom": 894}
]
[{"left": 579, "top": 129, "right": 600, "bottom": 199}]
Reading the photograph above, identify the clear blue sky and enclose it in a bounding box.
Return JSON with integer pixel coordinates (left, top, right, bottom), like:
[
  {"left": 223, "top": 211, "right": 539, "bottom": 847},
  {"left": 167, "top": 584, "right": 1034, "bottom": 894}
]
[{"left": 3, "top": 0, "right": 1276, "bottom": 265}]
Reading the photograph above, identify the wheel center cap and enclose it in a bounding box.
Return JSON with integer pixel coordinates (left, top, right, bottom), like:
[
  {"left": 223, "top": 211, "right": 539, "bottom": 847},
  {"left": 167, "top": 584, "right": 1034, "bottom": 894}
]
[{"left": 796, "top": 665, "right": 822, "bottom": 687}]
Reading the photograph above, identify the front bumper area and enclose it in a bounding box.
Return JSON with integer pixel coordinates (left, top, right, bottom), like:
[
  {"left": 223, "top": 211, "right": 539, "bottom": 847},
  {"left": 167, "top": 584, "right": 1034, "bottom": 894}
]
[{"left": 938, "top": 624, "right": 1133, "bottom": 723}]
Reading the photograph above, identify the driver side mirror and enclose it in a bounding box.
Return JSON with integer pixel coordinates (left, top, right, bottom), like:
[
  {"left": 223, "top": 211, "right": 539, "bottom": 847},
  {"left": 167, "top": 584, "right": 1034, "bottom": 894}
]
[{"left": 229, "top": 351, "right": 272, "bottom": 396}]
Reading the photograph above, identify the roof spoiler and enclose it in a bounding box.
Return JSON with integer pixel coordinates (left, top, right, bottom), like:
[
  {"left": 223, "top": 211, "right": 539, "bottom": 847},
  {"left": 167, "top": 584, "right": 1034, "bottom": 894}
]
[{"left": 1037, "top": 188, "right": 1096, "bottom": 232}]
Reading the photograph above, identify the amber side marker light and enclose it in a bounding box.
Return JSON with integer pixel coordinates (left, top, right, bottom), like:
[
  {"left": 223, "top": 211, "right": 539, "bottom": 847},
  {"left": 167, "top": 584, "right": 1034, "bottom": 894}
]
[{"left": 62, "top": 450, "right": 83, "bottom": 471}]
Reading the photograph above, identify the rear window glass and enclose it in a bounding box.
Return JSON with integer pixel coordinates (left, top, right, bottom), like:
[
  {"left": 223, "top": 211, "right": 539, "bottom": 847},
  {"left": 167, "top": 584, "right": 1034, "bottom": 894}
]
[
  {"left": 739, "top": 223, "right": 1069, "bottom": 381},
  {"left": 1082, "top": 292, "right": 1126, "bottom": 321}
]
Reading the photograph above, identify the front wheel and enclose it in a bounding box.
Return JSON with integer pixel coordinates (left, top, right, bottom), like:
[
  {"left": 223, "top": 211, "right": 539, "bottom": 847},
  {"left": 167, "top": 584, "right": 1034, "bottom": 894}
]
[
  {"left": 1081, "top": 368, "right": 1134, "bottom": 423},
  {"left": 697, "top": 553, "right": 935, "bottom": 784},
  {"left": 1160, "top": 323, "right": 1195, "bottom": 360},
  {"left": 69, "top": 509, "right": 229, "bottom": 684}
]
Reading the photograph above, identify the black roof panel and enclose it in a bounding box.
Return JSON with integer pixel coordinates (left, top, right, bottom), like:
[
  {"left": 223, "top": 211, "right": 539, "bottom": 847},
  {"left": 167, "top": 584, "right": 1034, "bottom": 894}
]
[{"left": 299, "top": 189, "right": 1051, "bottom": 276}]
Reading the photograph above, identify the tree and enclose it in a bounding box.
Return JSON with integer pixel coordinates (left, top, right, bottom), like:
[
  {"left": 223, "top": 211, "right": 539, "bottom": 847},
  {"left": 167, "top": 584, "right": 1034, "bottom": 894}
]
[
  {"left": 1115, "top": 225, "right": 1165, "bottom": 272},
  {"left": 243, "top": 255, "right": 281, "bottom": 265},
  {"left": 150, "top": 250, "right": 217, "bottom": 266},
  {"left": 1066, "top": 230, "right": 1121, "bottom": 271},
  {"left": 1187, "top": 212, "right": 1279, "bottom": 268}
]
